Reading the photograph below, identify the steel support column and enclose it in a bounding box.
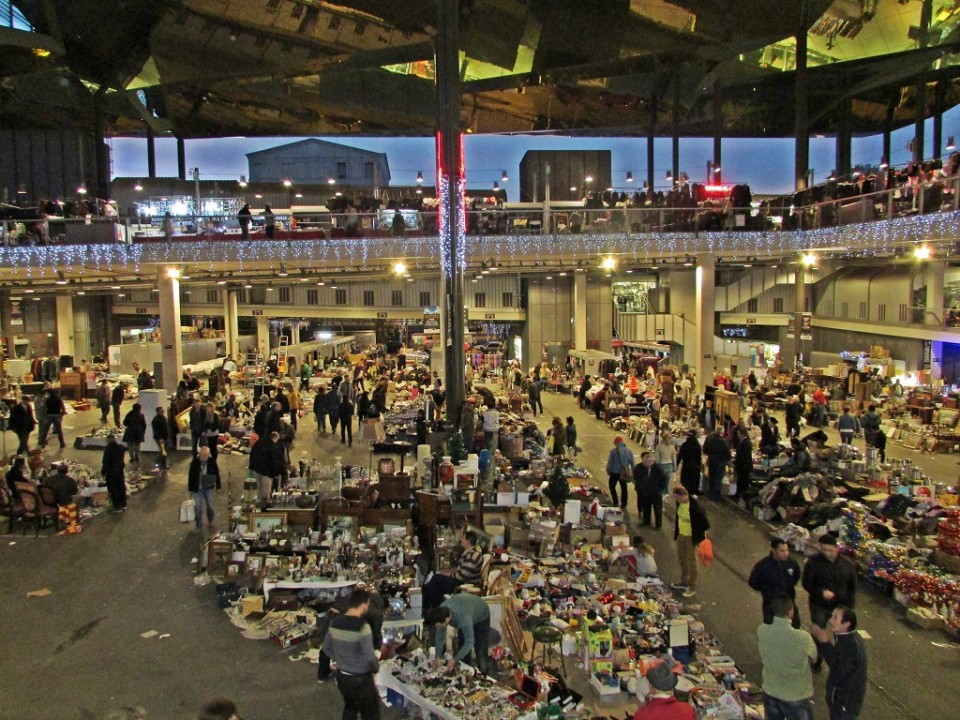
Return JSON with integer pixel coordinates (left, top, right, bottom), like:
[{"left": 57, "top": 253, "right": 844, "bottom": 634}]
[
  {"left": 915, "top": 0, "right": 933, "bottom": 163},
  {"left": 836, "top": 97, "right": 852, "bottom": 178},
  {"left": 647, "top": 96, "right": 657, "bottom": 193},
  {"left": 147, "top": 126, "right": 157, "bottom": 179},
  {"left": 436, "top": 0, "right": 465, "bottom": 424},
  {"left": 933, "top": 81, "right": 945, "bottom": 161},
  {"left": 794, "top": 0, "right": 810, "bottom": 192},
  {"left": 712, "top": 88, "right": 722, "bottom": 185},
  {"left": 671, "top": 83, "right": 680, "bottom": 185},
  {"left": 177, "top": 137, "right": 187, "bottom": 181}
]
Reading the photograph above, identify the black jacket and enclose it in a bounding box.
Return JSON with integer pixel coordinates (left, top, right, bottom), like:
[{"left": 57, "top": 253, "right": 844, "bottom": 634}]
[
  {"left": 822, "top": 631, "right": 868, "bottom": 717},
  {"left": 748, "top": 554, "right": 801, "bottom": 601},
  {"left": 122, "top": 409, "right": 146, "bottom": 444},
  {"left": 673, "top": 497, "right": 710, "bottom": 545},
  {"left": 9, "top": 402, "right": 35, "bottom": 434},
  {"left": 101, "top": 441, "right": 126, "bottom": 479},
  {"left": 111, "top": 386, "right": 124, "bottom": 405},
  {"left": 703, "top": 432, "right": 731, "bottom": 466},
  {"left": 248, "top": 437, "right": 278, "bottom": 477},
  {"left": 634, "top": 462, "right": 669, "bottom": 496},
  {"left": 676, "top": 436, "right": 702, "bottom": 478},
  {"left": 253, "top": 405, "right": 269, "bottom": 436},
  {"left": 734, "top": 435, "right": 753, "bottom": 473},
  {"left": 187, "top": 455, "right": 221, "bottom": 493},
  {"left": 802, "top": 553, "right": 857, "bottom": 612},
  {"left": 151, "top": 414, "right": 170, "bottom": 442}
]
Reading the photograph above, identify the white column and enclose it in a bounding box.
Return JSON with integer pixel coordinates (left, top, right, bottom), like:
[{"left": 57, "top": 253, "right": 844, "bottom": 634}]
[
  {"left": 924, "top": 261, "right": 945, "bottom": 326},
  {"left": 256, "top": 315, "right": 270, "bottom": 357},
  {"left": 223, "top": 289, "right": 239, "bottom": 358},
  {"left": 157, "top": 269, "right": 184, "bottom": 393},
  {"left": 574, "top": 273, "right": 587, "bottom": 351},
  {"left": 695, "top": 257, "right": 716, "bottom": 394},
  {"left": 290, "top": 321, "right": 300, "bottom": 346},
  {"left": 55, "top": 293, "right": 75, "bottom": 358}
]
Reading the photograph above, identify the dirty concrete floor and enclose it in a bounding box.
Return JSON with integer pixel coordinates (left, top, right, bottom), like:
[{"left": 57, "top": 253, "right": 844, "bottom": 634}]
[{"left": 1, "top": 391, "right": 959, "bottom": 720}]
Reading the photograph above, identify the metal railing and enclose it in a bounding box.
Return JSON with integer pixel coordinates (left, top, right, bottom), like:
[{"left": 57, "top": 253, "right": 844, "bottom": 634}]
[{"left": 5, "top": 175, "right": 960, "bottom": 246}]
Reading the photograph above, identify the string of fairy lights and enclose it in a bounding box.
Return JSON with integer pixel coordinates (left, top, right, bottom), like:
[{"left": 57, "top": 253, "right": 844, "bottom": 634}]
[{"left": 0, "top": 209, "right": 956, "bottom": 289}]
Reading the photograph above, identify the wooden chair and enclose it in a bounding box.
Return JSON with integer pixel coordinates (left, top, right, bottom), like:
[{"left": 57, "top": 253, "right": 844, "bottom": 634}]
[
  {"left": 0, "top": 485, "right": 25, "bottom": 534},
  {"left": 38, "top": 486, "right": 62, "bottom": 530},
  {"left": 15, "top": 482, "right": 58, "bottom": 536}
]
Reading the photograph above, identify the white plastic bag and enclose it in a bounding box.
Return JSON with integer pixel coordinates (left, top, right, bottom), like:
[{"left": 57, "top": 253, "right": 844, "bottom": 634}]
[{"left": 179, "top": 499, "right": 195, "bottom": 523}]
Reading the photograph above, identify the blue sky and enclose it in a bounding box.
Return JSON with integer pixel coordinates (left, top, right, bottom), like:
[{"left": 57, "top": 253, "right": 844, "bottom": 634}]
[{"left": 109, "top": 106, "right": 960, "bottom": 196}]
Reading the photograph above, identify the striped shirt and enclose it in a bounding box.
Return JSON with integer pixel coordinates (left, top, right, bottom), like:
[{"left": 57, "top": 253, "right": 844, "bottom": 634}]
[
  {"left": 453, "top": 545, "right": 484, "bottom": 584},
  {"left": 322, "top": 614, "right": 379, "bottom": 675}
]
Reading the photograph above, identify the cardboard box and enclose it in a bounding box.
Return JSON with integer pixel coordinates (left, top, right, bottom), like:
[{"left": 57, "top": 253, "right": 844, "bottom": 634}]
[
  {"left": 89, "top": 489, "right": 110, "bottom": 507},
  {"left": 241, "top": 595, "right": 264, "bottom": 616},
  {"left": 507, "top": 524, "right": 530, "bottom": 548},
  {"left": 589, "top": 673, "right": 623, "bottom": 697},
  {"left": 602, "top": 522, "right": 628, "bottom": 547},
  {"left": 516, "top": 491, "right": 531, "bottom": 506},
  {"left": 496, "top": 491, "right": 516, "bottom": 506},
  {"left": 484, "top": 519, "right": 505, "bottom": 546},
  {"left": 907, "top": 606, "right": 944, "bottom": 631}
]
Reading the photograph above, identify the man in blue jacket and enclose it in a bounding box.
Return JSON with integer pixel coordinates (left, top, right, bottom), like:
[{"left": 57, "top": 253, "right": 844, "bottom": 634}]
[{"left": 424, "top": 592, "right": 491, "bottom": 673}]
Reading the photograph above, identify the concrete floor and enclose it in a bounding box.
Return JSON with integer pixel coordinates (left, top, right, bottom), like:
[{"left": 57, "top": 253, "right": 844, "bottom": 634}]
[{"left": 1, "top": 393, "right": 959, "bottom": 720}]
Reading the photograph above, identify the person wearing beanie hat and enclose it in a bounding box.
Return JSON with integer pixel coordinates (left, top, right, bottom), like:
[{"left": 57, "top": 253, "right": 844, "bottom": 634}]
[
  {"left": 802, "top": 533, "right": 856, "bottom": 672},
  {"left": 634, "top": 661, "right": 694, "bottom": 720},
  {"left": 606, "top": 436, "right": 635, "bottom": 509}
]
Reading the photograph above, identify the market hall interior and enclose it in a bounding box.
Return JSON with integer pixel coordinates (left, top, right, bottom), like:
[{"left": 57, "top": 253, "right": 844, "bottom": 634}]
[{"left": 5, "top": 1, "right": 960, "bottom": 719}]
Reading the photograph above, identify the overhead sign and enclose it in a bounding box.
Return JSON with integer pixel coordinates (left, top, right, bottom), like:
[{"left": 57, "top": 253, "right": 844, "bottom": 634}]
[
  {"left": 252, "top": 309, "right": 264, "bottom": 316},
  {"left": 484, "top": 313, "right": 496, "bottom": 320},
  {"left": 135, "top": 307, "right": 148, "bottom": 314},
  {"left": 377, "top": 312, "right": 388, "bottom": 319}
]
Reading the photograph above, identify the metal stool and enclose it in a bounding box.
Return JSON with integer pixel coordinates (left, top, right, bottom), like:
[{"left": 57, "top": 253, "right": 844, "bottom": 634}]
[{"left": 529, "top": 624, "right": 566, "bottom": 675}]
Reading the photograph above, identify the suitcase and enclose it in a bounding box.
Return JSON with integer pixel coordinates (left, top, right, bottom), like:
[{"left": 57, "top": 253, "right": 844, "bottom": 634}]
[{"left": 180, "top": 499, "right": 196, "bottom": 523}]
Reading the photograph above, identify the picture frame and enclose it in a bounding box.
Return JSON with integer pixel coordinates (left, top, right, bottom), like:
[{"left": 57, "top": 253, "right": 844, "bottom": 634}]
[
  {"left": 245, "top": 553, "right": 266, "bottom": 576},
  {"left": 226, "top": 562, "right": 241, "bottom": 578},
  {"left": 207, "top": 540, "right": 234, "bottom": 577},
  {"left": 249, "top": 511, "right": 288, "bottom": 533},
  {"left": 263, "top": 556, "right": 281, "bottom": 569}
]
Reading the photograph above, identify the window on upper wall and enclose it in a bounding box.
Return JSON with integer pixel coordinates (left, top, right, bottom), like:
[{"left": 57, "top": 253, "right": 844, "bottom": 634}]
[
  {"left": 772, "top": 297, "right": 784, "bottom": 313},
  {"left": 419, "top": 291, "right": 431, "bottom": 307},
  {"left": 337, "top": 161, "right": 347, "bottom": 179},
  {"left": 859, "top": 301, "right": 867, "bottom": 319},
  {"left": 503, "top": 292, "right": 514, "bottom": 307},
  {"left": 206, "top": 289, "right": 220, "bottom": 304},
  {"left": 364, "top": 162, "right": 374, "bottom": 180},
  {"left": 237, "top": 289, "right": 248, "bottom": 304},
  {"left": 278, "top": 287, "right": 292, "bottom": 303},
  {"left": 363, "top": 290, "right": 375, "bottom": 306},
  {"left": 307, "top": 289, "right": 318, "bottom": 305},
  {"left": 877, "top": 304, "right": 887, "bottom": 322},
  {"left": 335, "top": 288, "right": 347, "bottom": 305},
  {"left": 747, "top": 298, "right": 758, "bottom": 313},
  {"left": 841, "top": 302, "right": 849, "bottom": 319},
  {"left": 391, "top": 290, "right": 403, "bottom": 306},
  {"left": 474, "top": 292, "right": 486, "bottom": 308},
  {"left": 899, "top": 303, "right": 909, "bottom": 322}
]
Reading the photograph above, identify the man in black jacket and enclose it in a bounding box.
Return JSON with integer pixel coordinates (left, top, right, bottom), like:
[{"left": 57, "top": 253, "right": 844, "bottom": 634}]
[
  {"left": 802, "top": 534, "right": 857, "bottom": 671},
  {"left": 187, "top": 445, "right": 220, "bottom": 531},
  {"left": 702, "top": 429, "right": 731, "bottom": 501},
  {"left": 101, "top": 435, "right": 127, "bottom": 513},
  {"left": 152, "top": 407, "right": 170, "bottom": 470},
  {"left": 111, "top": 382, "right": 125, "bottom": 428},
  {"left": 248, "top": 431, "right": 279, "bottom": 506},
  {"left": 812, "top": 607, "right": 868, "bottom": 720},
  {"left": 749, "top": 538, "right": 802, "bottom": 627},
  {"left": 675, "top": 431, "right": 702, "bottom": 498},
  {"left": 672, "top": 485, "right": 709, "bottom": 597},
  {"left": 733, "top": 427, "right": 753, "bottom": 500},
  {"left": 634, "top": 452, "right": 669, "bottom": 529},
  {"left": 38, "top": 389, "right": 66, "bottom": 448},
  {"left": 9, "top": 398, "right": 36, "bottom": 454}
]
